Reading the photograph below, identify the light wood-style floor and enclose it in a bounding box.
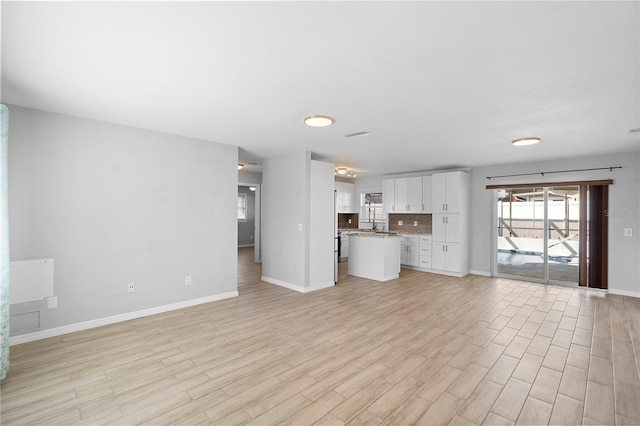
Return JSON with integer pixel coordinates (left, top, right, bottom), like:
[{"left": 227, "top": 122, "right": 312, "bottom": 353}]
[{"left": 1, "top": 247, "right": 639, "bottom": 425}]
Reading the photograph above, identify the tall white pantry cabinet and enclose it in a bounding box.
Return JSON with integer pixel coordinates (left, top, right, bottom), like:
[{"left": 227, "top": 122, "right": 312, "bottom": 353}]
[{"left": 432, "top": 171, "right": 470, "bottom": 276}]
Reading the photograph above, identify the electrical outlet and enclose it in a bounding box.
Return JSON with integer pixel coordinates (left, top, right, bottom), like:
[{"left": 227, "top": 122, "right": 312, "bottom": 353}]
[
  {"left": 624, "top": 228, "right": 633, "bottom": 237},
  {"left": 186, "top": 276, "right": 192, "bottom": 286},
  {"left": 128, "top": 282, "right": 135, "bottom": 293},
  {"left": 348, "top": 219, "right": 352, "bottom": 224}
]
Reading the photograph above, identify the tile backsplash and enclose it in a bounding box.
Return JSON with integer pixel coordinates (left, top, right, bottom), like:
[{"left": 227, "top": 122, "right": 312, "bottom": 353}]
[
  {"left": 338, "top": 213, "right": 359, "bottom": 229},
  {"left": 388, "top": 213, "right": 432, "bottom": 234}
]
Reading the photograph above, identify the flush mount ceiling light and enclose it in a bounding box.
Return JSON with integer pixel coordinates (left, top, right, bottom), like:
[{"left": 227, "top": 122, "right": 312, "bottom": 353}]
[
  {"left": 335, "top": 167, "right": 356, "bottom": 178},
  {"left": 512, "top": 137, "right": 541, "bottom": 146},
  {"left": 304, "top": 115, "right": 334, "bottom": 128},
  {"left": 238, "top": 163, "right": 244, "bottom": 170},
  {"left": 249, "top": 186, "right": 256, "bottom": 191}
]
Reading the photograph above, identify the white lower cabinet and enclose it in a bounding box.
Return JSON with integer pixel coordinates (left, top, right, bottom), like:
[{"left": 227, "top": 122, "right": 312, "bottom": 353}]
[
  {"left": 400, "top": 234, "right": 431, "bottom": 268},
  {"left": 419, "top": 235, "right": 432, "bottom": 269},
  {"left": 400, "top": 235, "right": 419, "bottom": 267},
  {"left": 432, "top": 242, "right": 461, "bottom": 273}
]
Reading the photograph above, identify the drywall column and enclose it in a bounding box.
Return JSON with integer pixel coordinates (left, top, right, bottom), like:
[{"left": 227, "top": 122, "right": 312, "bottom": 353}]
[{"left": 261, "top": 152, "right": 334, "bottom": 292}]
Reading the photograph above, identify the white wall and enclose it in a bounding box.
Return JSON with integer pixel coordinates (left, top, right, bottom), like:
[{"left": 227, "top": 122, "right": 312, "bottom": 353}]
[
  {"left": 262, "top": 152, "right": 308, "bottom": 290},
  {"left": 238, "top": 170, "right": 262, "bottom": 185},
  {"left": 8, "top": 105, "right": 239, "bottom": 335},
  {"left": 470, "top": 151, "right": 640, "bottom": 297},
  {"left": 309, "top": 160, "right": 335, "bottom": 288}
]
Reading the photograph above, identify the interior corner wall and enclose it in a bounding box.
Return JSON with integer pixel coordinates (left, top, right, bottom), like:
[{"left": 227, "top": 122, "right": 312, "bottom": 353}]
[
  {"left": 8, "top": 105, "right": 239, "bottom": 334},
  {"left": 469, "top": 151, "right": 640, "bottom": 297},
  {"left": 262, "top": 151, "right": 309, "bottom": 290}
]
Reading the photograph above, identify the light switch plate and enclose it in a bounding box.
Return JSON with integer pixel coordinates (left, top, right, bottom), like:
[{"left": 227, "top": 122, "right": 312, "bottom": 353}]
[
  {"left": 624, "top": 228, "right": 632, "bottom": 237},
  {"left": 414, "top": 221, "right": 418, "bottom": 226},
  {"left": 398, "top": 220, "right": 403, "bottom": 226}
]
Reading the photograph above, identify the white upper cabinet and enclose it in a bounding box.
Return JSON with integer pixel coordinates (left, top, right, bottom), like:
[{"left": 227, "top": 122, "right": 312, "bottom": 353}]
[
  {"left": 385, "top": 176, "right": 423, "bottom": 213},
  {"left": 433, "top": 171, "right": 463, "bottom": 213},
  {"left": 383, "top": 179, "right": 396, "bottom": 213},
  {"left": 335, "top": 181, "right": 356, "bottom": 213},
  {"left": 422, "top": 175, "right": 432, "bottom": 213},
  {"left": 408, "top": 177, "right": 423, "bottom": 213},
  {"left": 394, "top": 178, "right": 409, "bottom": 212}
]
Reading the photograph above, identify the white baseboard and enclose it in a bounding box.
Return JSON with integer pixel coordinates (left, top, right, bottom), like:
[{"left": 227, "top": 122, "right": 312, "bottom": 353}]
[
  {"left": 262, "top": 276, "right": 304, "bottom": 293},
  {"left": 402, "top": 265, "right": 468, "bottom": 278},
  {"left": 608, "top": 288, "right": 640, "bottom": 298},
  {"left": 261, "top": 276, "right": 334, "bottom": 293},
  {"left": 9, "top": 291, "right": 239, "bottom": 346},
  {"left": 470, "top": 270, "right": 492, "bottom": 277},
  {"left": 307, "top": 281, "right": 335, "bottom": 292}
]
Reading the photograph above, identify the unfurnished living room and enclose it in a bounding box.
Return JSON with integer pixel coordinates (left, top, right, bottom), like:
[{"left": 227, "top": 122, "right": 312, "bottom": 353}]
[{"left": 1, "top": 2, "right": 639, "bottom": 425}]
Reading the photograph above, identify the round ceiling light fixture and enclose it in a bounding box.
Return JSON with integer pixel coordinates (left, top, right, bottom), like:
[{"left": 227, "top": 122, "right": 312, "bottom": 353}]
[
  {"left": 512, "top": 137, "right": 541, "bottom": 146},
  {"left": 304, "top": 115, "right": 334, "bottom": 128}
]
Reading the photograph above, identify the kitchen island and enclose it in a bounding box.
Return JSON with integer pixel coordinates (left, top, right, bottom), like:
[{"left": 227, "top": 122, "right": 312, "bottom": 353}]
[{"left": 348, "top": 233, "right": 401, "bottom": 282}]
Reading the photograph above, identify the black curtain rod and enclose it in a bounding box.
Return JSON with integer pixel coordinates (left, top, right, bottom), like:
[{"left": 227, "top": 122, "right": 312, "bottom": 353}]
[{"left": 486, "top": 166, "right": 622, "bottom": 180}]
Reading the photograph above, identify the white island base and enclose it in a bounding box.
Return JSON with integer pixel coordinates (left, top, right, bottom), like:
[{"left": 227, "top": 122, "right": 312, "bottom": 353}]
[{"left": 347, "top": 234, "right": 401, "bottom": 282}]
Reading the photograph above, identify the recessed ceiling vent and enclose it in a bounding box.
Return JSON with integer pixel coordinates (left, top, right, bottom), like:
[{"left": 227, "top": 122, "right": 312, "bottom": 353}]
[
  {"left": 344, "top": 131, "right": 371, "bottom": 138},
  {"left": 628, "top": 128, "right": 640, "bottom": 135}
]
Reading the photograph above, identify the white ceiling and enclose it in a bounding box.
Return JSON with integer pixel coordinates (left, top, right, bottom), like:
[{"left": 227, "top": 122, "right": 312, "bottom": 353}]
[{"left": 2, "top": 1, "right": 639, "bottom": 177}]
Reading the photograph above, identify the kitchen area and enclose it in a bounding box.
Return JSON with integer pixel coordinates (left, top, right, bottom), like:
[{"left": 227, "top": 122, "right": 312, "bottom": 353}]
[{"left": 336, "top": 170, "right": 470, "bottom": 282}]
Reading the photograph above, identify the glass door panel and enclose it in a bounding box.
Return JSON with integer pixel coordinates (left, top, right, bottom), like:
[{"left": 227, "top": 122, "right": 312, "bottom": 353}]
[
  {"left": 496, "top": 188, "right": 546, "bottom": 280},
  {"left": 547, "top": 186, "right": 580, "bottom": 283}
]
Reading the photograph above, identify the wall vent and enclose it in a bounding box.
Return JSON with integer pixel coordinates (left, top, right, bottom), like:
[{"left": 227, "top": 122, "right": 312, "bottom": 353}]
[{"left": 344, "top": 131, "right": 371, "bottom": 138}]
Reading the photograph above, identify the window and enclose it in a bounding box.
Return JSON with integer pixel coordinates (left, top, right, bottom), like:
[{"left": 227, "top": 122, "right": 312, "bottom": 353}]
[
  {"left": 237, "top": 193, "right": 247, "bottom": 221},
  {"left": 361, "top": 193, "right": 385, "bottom": 225}
]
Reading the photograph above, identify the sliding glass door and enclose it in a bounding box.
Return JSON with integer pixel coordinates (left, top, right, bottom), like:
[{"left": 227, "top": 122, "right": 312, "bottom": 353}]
[
  {"left": 495, "top": 186, "right": 580, "bottom": 285},
  {"left": 547, "top": 186, "right": 580, "bottom": 283}
]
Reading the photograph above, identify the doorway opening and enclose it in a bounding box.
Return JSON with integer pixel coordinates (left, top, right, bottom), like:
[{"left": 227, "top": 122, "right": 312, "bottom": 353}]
[{"left": 238, "top": 183, "right": 261, "bottom": 263}]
